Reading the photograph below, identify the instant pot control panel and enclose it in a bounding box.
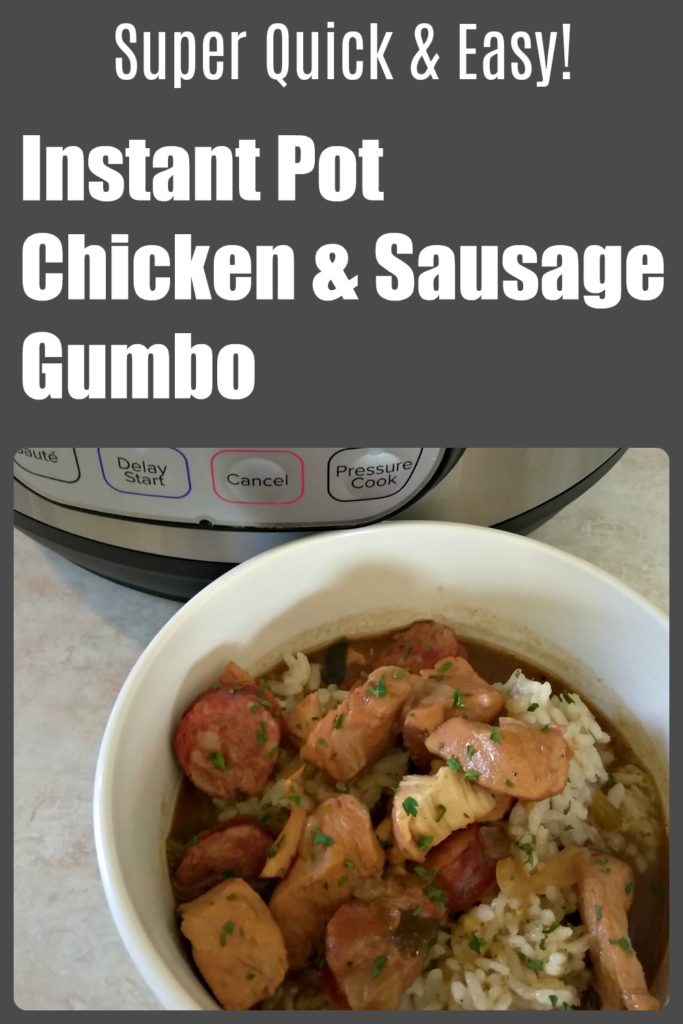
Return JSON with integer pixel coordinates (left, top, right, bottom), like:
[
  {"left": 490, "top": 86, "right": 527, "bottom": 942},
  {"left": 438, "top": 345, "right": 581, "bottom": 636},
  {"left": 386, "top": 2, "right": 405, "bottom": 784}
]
[{"left": 14, "top": 447, "right": 451, "bottom": 529}]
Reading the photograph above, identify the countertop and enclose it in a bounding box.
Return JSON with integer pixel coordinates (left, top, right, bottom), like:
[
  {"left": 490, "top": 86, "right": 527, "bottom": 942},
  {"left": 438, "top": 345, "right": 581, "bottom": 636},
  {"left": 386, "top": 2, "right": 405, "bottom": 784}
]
[{"left": 13, "top": 448, "right": 669, "bottom": 1010}]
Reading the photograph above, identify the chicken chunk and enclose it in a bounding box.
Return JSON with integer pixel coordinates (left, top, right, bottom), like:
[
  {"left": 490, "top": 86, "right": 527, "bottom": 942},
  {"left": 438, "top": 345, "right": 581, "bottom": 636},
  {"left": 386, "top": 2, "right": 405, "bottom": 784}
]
[
  {"left": 269, "top": 795, "right": 385, "bottom": 968},
  {"left": 178, "top": 878, "right": 287, "bottom": 1010},
  {"left": 372, "top": 621, "right": 465, "bottom": 673},
  {"left": 426, "top": 716, "right": 571, "bottom": 800},
  {"left": 392, "top": 765, "right": 512, "bottom": 861},
  {"left": 576, "top": 850, "right": 659, "bottom": 1011},
  {"left": 325, "top": 886, "right": 443, "bottom": 1010},
  {"left": 300, "top": 667, "right": 417, "bottom": 781},
  {"left": 403, "top": 658, "right": 505, "bottom": 764}
]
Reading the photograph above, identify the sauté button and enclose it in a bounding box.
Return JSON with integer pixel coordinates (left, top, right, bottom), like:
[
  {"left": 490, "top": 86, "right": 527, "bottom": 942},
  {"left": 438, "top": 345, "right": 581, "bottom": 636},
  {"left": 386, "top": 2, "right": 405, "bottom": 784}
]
[
  {"left": 98, "top": 448, "right": 191, "bottom": 498},
  {"left": 328, "top": 448, "right": 423, "bottom": 501},
  {"left": 211, "top": 450, "right": 304, "bottom": 504},
  {"left": 14, "top": 447, "right": 80, "bottom": 483}
]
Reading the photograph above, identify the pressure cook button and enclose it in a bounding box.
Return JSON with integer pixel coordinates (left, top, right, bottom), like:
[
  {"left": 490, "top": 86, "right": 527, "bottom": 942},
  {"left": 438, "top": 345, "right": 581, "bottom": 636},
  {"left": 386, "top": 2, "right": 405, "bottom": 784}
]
[
  {"left": 98, "top": 448, "right": 191, "bottom": 498},
  {"left": 328, "top": 448, "right": 423, "bottom": 501},
  {"left": 211, "top": 450, "right": 304, "bottom": 504},
  {"left": 14, "top": 447, "right": 80, "bottom": 483}
]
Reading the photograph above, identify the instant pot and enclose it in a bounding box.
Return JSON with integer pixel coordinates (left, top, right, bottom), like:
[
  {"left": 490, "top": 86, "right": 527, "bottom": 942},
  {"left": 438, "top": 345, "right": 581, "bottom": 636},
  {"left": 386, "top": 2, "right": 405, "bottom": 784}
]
[{"left": 14, "top": 447, "right": 624, "bottom": 599}]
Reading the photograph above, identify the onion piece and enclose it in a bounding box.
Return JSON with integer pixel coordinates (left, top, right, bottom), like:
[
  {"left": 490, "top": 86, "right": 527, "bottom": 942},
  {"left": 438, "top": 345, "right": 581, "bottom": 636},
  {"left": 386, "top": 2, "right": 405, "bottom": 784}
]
[{"left": 497, "top": 846, "right": 585, "bottom": 900}]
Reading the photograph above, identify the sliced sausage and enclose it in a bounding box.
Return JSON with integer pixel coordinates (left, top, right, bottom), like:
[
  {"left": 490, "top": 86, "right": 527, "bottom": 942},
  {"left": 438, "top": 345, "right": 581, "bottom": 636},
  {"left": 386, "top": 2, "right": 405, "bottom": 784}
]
[
  {"left": 174, "top": 820, "right": 272, "bottom": 900},
  {"left": 300, "top": 667, "right": 416, "bottom": 781},
  {"left": 269, "top": 795, "right": 385, "bottom": 969},
  {"left": 403, "top": 657, "right": 505, "bottom": 765},
  {"left": 425, "top": 716, "right": 571, "bottom": 800},
  {"left": 576, "top": 850, "right": 659, "bottom": 1011},
  {"left": 178, "top": 878, "right": 287, "bottom": 1010},
  {"left": 424, "top": 824, "right": 499, "bottom": 914},
  {"left": 173, "top": 683, "right": 281, "bottom": 800},
  {"left": 373, "top": 621, "right": 465, "bottom": 673}
]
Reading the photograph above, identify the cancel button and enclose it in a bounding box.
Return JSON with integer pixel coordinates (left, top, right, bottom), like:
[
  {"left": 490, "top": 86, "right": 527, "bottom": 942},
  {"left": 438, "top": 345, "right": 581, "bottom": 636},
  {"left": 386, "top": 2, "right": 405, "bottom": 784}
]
[{"left": 211, "top": 450, "right": 304, "bottom": 505}]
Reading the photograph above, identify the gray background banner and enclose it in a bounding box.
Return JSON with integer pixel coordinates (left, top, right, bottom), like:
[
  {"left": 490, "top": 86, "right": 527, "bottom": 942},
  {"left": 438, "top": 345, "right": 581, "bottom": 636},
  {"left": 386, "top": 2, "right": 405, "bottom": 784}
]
[
  {"left": 3, "top": 0, "right": 680, "bottom": 441},
  {"left": 5, "top": 0, "right": 677, "bottom": 1018}
]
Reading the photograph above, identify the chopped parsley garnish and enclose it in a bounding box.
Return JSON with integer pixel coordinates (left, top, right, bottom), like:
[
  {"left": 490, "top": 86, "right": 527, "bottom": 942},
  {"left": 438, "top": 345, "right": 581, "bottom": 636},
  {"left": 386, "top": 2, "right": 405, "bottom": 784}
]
[
  {"left": 505, "top": 778, "right": 515, "bottom": 788},
  {"left": 249, "top": 704, "right": 259, "bottom": 713},
  {"left": 219, "top": 921, "right": 235, "bottom": 945},
  {"left": 368, "top": 676, "right": 387, "bottom": 698},
  {"left": 435, "top": 804, "right": 447, "bottom": 822},
  {"left": 441, "top": 661, "right": 453, "bottom": 671},
  {"left": 226, "top": 893, "right": 237, "bottom": 901},
  {"left": 543, "top": 922, "right": 560, "bottom": 935},
  {"left": 516, "top": 841, "right": 535, "bottom": 864},
  {"left": 267, "top": 746, "right": 279, "bottom": 760},
  {"left": 402, "top": 796, "right": 419, "bottom": 817},
  {"left": 429, "top": 673, "right": 445, "bottom": 682},
  {"left": 211, "top": 683, "right": 222, "bottom": 691},
  {"left": 321, "top": 881, "right": 329, "bottom": 890},
  {"left": 520, "top": 955, "right": 544, "bottom": 972},
  {"left": 256, "top": 721, "right": 267, "bottom": 748},
  {"left": 561, "top": 692, "right": 575, "bottom": 704},
  {"left": 610, "top": 937, "right": 635, "bottom": 955},
  {"left": 188, "top": 835, "right": 199, "bottom": 846},
  {"left": 424, "top": 886, "right": 447, "bottom": 907},
  {"left": 210, "top": 751, "right": 227, "bottom": 771},
  {"left": 489, "top": 728, "right": 502, "bottom": 743},
  {"left": 314, "top": 829, "right": 334, "bottom": 847},
  {"left": 338, "top": 875, "right": 349, "bottom": 886},
  {"left": 417, "top": 835, "right": 434, "bottom": 851},
  {"left": 605, "top": 773, "right": 616, "bottom": 790},
  {"left": 595, "top": 905, "right": 603, "bottom": 920},
  {"left": 466, "top": 744, "right": 476, "bottom": 759},
  {"left": 343, "top": 858, "right": 356, "bottom": 869},
  {"left": 446, "top": 756, "right": 462, "bottom": 773},
  {"left": 318, "top": 738, "right": 329, "bottom": 746},
  {"left": 451, "top": 689, "right": 465, "bottom": 708},
  {"left": 287, "top": 793, "right": 304, "bottom": 807},
  {"left": 468, "top": 932, "right": 486, "bottom": 954},
  {"left": 464, "top": 770, "right": 481, "bottom": 782},
  {"left": 267, "top": 838, "right": 283, "bottom": 859},
  {"left": 414, "top": 866, "right": 437, "bottom": 882},
  {"left": 372, "top": 954, "right": 388, "bottom": 977},
  {"left": 625, "top": 881, "right": 634, "bottom": 895},
  {"left": 334, "top": 713, "right": 345, "bottom": 730},
  {"left": 549, "top": 995, "right": 558, "bottom": 1008},
  {"left": 539, "top": 724, "right": 551, "bottom": 732},
  {"left": 527, "top": 703, "right": 539, "bottom": 712},
  {"left": 222, "top": 869, "right": 236, "bottom": 878}
]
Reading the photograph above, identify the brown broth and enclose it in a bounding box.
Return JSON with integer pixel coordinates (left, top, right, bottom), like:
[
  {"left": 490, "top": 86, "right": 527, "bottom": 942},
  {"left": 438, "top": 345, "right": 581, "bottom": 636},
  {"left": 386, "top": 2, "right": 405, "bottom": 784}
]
[{"left": 168, "top": 625, "right": 668, "bottom": 995}]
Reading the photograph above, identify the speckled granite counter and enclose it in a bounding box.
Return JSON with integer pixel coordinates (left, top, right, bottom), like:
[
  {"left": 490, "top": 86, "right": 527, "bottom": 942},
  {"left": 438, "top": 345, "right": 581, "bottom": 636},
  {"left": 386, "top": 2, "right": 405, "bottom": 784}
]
[{"left": 13, "top": 448, "right": 669, "bottom": 1009}]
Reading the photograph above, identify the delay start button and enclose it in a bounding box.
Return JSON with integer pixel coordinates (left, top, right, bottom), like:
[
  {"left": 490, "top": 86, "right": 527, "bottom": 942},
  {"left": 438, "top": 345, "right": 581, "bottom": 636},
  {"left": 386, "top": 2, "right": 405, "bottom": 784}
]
[
  {"left": 328, "top": 448, "right": 423, "bottom": 501},
  {"left": 211, "top": 450, "right": 304, "bottom": 505},
  {"left": 98, "top": 448, "right": 191, "bottom": 498}
]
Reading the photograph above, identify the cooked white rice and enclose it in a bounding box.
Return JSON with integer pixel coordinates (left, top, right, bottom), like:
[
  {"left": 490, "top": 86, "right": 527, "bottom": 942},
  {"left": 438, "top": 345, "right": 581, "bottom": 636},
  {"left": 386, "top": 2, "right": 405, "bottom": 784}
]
[
  {"left": 223, "top": 656, "right": 664, "bottom": 1011},
  {"left": 399, "top": 669, "right": 662, "bottom": 1010}
]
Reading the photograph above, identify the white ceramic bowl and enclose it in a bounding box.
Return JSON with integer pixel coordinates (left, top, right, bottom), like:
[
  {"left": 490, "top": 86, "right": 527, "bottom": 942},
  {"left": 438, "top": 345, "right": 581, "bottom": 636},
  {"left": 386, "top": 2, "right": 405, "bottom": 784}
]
[{"left": 93, "top": 522, "right": 669, "bottom": 1010}]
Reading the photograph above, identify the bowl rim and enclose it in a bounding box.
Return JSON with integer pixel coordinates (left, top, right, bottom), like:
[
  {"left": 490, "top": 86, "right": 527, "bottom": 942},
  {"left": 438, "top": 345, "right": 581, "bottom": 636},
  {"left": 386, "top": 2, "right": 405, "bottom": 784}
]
[{"left": 93, "top": 520, "right": 669, "bottom": 1010}]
